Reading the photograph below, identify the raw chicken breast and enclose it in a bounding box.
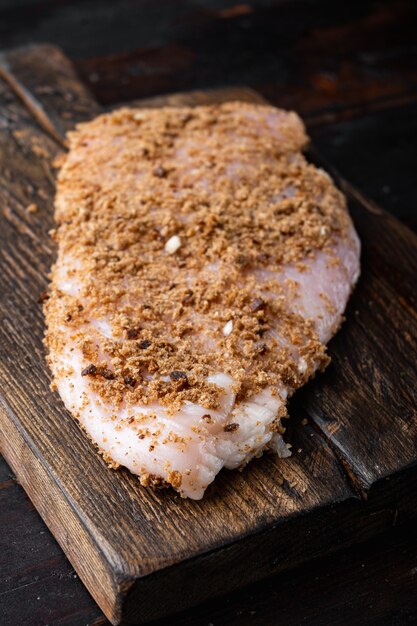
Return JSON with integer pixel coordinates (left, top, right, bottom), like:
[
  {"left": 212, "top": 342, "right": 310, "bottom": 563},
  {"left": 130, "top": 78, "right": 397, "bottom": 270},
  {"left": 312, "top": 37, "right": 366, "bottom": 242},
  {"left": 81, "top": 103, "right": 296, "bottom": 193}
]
[{"left": 44, "top": 102, "right": 360, "bottom": 499}]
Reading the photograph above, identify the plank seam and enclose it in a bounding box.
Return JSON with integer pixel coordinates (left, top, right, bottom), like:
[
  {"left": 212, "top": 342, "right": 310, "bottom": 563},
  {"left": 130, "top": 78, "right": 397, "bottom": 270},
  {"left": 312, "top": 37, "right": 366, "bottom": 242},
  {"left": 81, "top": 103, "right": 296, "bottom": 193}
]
[
  {"left": 305, "top": 412, "right": 369, "bottom": 500},
  {"left": 0, "top": 50, "right": 68, "bottom": 148}
]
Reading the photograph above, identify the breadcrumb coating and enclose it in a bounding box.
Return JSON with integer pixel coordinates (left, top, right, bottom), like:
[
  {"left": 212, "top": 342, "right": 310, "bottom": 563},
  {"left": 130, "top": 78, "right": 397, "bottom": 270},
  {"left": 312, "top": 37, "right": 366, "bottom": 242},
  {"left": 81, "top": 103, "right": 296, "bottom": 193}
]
[{"left": 45, "top": 103, "right": 351, "bottom": 412}]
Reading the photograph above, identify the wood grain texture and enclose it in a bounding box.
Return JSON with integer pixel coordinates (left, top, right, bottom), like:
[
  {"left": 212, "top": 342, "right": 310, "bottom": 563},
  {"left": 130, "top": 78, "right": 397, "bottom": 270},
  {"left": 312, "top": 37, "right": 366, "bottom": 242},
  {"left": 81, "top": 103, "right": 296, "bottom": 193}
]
[
  {"left": 2, "top": 0, "right": 417, "bottom": 133},
  {"left": 0, "top": 44, "right": 417, "bottom": 625},
  {"left": 2, "top": 0, "right": 413, "bottom": 122}
]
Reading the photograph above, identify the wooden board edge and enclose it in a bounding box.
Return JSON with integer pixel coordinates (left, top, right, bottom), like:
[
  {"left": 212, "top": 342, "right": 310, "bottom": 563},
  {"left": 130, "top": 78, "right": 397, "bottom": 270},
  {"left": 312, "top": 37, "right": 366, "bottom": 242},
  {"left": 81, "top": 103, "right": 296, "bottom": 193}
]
[
  {"left": 0, "top": 395, "right": 129, "bottom": 625},
  {"left": 121, "top": 464, "right": 417, "bottom": 624}
]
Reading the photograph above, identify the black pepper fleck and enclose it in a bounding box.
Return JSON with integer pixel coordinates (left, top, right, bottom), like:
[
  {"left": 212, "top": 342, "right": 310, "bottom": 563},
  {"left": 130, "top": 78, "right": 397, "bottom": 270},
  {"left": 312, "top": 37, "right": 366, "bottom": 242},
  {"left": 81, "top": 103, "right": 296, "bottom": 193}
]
[
  {"left": 100, "top": 368, "right": 115, "bottom": 380},
  {"left": 169, "top": 370, "right": 188, "bottom": 381},
  {"left": 153, "top": 166, "right": 167, "bottom": 178},
  {"left": 251, "top": 297, "right": 266, "bottom": 312},
  {"left": 169, "top": 370, "right": 189, "bottom": 389},
  {"left": 81, "top": 364, "right": 97, "bottom": 377},
  {"left": 124, "top": 375, "right": 136, "bottom": 386},
  {"left": 182, "top": 289, "right": 194, "bottom": 305},
  {"left": 224, "top": 423, "right": 239, "bottom": 432}
]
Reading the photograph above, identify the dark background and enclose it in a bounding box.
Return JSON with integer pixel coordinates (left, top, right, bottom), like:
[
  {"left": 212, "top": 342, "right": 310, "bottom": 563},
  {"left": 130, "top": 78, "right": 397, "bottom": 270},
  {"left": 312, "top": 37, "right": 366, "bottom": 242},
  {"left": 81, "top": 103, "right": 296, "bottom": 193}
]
[
  {"left": 1, "top": 0, "right": 416, "bottom": 231},
  {"left": 1, "top": 1, "right": 417, "bottom": 625}
]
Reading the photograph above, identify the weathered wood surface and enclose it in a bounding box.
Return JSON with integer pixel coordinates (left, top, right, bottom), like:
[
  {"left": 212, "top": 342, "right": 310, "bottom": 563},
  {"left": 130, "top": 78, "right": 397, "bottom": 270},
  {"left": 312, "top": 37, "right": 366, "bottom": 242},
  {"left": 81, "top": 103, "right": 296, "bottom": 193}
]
[
  {"left": 3, "top": 0, "right": 416, "bottom": 120},
  {"left": 0, "top": 43, "right": 100, "bottom": 144},
  {"left": 0, "top": 44, "right": 417, "bottom": 625}
]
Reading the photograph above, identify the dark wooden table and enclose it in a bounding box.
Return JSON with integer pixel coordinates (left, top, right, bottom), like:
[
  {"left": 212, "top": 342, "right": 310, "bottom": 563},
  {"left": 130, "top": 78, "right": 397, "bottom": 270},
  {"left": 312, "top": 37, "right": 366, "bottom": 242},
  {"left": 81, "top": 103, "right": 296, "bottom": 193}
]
[{"left": 1, "top": 1, "right": 417, "bottom": 624}]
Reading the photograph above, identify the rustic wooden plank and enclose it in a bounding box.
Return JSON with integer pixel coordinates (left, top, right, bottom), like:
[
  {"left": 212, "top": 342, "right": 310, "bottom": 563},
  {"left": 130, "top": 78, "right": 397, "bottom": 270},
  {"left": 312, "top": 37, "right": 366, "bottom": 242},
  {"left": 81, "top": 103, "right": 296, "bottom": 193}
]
[
  {"left": 2, "top": 450, "right": 417, "bottom": 626},
  {"left": 71, "top": 0, "right": 417, "bottom": 121},
  {"left": 1, "top": 44, "right": 417, "bottom": 625},
  {"left": 121, "top": 461, "right": 417, "bottom": 625},
  {"left": 0, "top": 52, "right": 122, "bottom": 621}
]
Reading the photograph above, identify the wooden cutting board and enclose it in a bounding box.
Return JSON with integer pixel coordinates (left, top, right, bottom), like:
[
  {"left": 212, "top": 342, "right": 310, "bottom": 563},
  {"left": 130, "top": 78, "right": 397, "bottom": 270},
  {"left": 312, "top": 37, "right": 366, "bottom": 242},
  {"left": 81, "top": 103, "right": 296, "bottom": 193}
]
[{"left": 0, "top": 45, "right": 416, "bottom": 625}]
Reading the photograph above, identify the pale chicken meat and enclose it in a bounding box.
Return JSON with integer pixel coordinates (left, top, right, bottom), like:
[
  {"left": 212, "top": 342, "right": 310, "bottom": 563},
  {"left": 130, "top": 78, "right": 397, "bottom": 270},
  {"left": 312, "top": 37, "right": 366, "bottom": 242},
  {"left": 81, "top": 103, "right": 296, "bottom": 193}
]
[{"left": 44, "top": 102, "right": 360, "bottom": 499}]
